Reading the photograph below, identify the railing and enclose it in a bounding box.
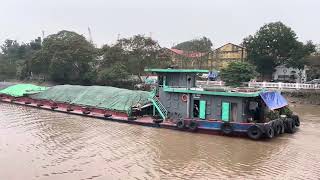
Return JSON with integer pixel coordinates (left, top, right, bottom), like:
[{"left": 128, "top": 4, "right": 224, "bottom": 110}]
[
  {"left": 197, "top": 81, "right": 225, "bottom": 86},
  {"left": 247, "top": 82, "right": 320, "bottom": 90},
  {"left": 197, "top": 81, "right": 320, "bottom": 90},
  {"left": 149, "top": 96, "right": 168, "bottom": 120}
]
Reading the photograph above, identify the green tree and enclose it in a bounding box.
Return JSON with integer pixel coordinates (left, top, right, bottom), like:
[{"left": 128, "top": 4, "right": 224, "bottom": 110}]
[
  {"left": 97, "top": 35, "right": 171, "bottom": 87},
  {"left": 173, "top": 36, "right": 212, "bottom": 52},
  {"left": 305, "top": 46, "right": 320, "bottom": 81},
  {"left": 173, "top": 37, "right": 212, "bottom": 69},
  {"left": 31, "top": 30, "right": 98, "bottom": 84},
  {"left": 97, "top": 62, "right": 129, "bottom": 86},
  {"left": 116, "top": 35, "right": 167, "bottom": 81},
  {"left": 220, "top": 62, "right": 257, "bottom": 87},
  {"left": 99, "top": 44, "right": 128, "bottom": 68},
  {"left": 19, "top": 37, "right": 43, "bottom": 79},
  {"left": 243, "top": 21, "right": 315, "bottom": 79},
  {"left": 0, "top": 56, "right": 16, "bottom": 79},
  {"left": 0, "top": 40, "right": 21, "bottom": 79},
  {"left": 96, "top": 44, "right": 129, "bottom": 85},
  {"left": 0, "top": 39, "right": 41, "bottom": 80}
]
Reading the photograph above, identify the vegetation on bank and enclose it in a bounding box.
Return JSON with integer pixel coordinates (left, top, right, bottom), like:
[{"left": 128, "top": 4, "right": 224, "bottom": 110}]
[
  {"left": 220, "top": 22, "right": 318, "bottom": 85},
  {"left": 243, "top": 22, "right": 316, "bottom": 80},
  {"left": 220, "top": 62, "right": 257, "bottom": 87},
  {"left": 0, "top": 31, "right": 171, "bottom": 88},
  {"left": 0, "top": 21, "right": 319, "bottom": 88}
]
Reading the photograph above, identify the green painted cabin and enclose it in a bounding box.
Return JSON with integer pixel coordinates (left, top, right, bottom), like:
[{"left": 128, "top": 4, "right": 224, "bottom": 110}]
[{"left": 145, "top": 68, "right": 264, "bottom": 123}]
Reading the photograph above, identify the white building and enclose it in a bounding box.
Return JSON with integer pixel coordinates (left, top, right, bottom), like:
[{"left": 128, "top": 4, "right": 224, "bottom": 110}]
[{"left": 272, "top": 65, "right": 307, "bottom": 83}]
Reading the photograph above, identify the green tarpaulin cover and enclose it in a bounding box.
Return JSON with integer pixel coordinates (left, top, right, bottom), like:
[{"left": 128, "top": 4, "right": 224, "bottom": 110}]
[
  {"left": 0, "top": 84, "right": 48, "bottom": 97},
  {"left": 30, "top": 85, "right": 151, "bottom": 115}
]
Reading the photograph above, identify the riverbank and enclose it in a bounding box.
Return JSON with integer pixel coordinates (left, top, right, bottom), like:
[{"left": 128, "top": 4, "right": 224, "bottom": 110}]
[{"left": 283, "top": 90, "right": 320, "bottom": 105}]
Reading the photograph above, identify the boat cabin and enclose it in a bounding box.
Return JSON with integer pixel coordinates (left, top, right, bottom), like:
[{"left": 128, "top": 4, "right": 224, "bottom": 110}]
[{"left": 145, "top": 68, "right": 288, "bottom": 123}]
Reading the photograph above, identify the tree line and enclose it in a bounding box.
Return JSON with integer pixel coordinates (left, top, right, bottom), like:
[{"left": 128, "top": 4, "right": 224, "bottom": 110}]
[{"left": 0, "top": 31, "right": 171, "bottom": 88}]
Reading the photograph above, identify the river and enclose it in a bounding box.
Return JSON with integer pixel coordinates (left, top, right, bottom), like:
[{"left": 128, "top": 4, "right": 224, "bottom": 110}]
[{"left": 0, "top": 103, "right": 320, "bottom": 180}]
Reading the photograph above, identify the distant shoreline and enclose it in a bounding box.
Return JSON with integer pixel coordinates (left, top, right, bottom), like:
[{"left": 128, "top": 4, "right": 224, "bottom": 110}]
[{"left": 284, "top": 91, "right": 320, "bottom": 105}]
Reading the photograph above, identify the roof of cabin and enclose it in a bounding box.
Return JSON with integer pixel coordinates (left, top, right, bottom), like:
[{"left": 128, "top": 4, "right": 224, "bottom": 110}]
[
  {"left": 163, "top": 87, "right": 262, "bottom": 97},
  {"left": 144, "top": 68, "right": 209, "bottom": 73}
]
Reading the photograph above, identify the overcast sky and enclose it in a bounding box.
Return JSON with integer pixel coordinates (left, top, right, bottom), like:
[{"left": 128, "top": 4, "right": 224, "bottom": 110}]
[{"left": 0, "top": 0, "right": 319, "bottom": 48}]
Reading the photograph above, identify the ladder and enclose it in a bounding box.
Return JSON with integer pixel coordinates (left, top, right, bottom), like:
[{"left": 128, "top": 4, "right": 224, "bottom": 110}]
[{"left": 150, "top": 96, "right": 168, "bottom": 120}]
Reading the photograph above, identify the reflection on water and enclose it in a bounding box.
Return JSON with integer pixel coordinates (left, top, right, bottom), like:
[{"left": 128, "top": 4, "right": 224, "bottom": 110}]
[{"left": 1, "top": 103, "right": 320, "bottom": 179}]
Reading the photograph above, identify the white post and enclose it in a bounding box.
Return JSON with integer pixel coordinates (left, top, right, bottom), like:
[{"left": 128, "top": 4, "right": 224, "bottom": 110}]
[
  {"left": 296, "top": 83, "right": 299, "bottom": 89},
  {"left": 278, "top": 82, "right": 282, "bottom": 89}
]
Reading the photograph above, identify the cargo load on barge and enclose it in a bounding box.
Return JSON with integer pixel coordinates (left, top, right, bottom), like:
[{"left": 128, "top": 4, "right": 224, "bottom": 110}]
[{"left": 0, "top": 69, "right": 300, "bottom": 140}]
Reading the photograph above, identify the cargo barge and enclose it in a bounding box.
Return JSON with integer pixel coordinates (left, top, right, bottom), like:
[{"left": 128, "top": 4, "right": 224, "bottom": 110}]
[{"left": 0, "top": 69, "right": 300, "bottom": 140}]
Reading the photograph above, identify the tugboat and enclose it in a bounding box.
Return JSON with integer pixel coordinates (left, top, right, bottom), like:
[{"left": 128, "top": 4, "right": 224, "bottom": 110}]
[{"left": 145, "top": 68, "right": 300, "bottom": 140}]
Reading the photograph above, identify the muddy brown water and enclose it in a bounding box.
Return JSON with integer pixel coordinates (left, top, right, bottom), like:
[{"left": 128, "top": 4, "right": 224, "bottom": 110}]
[{"left": 1, "top": 103, "right": 320, "bottom": 180}]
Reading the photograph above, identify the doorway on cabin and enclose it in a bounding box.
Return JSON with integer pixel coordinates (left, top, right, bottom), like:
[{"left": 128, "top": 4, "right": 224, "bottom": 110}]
[
  {"left": 230, "top": 103, "right": 237, "bottom": 122},
  {"left": 193, "top": 100, "right": 200, "bottom": 118},
  {"left": 222, "top": 102, "right": 237, "bottom": 122},
  {"left": 193, "top": 99, "right": 206, "bottom": 119}
]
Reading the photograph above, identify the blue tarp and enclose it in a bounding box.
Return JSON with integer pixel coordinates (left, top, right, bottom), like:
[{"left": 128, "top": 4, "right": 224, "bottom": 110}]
[
  {"left": 208, "top": 71, "right": 218, "bottom": 79},
  {"left": 259, "top": 91, "right": 288, "bottom": 110}
]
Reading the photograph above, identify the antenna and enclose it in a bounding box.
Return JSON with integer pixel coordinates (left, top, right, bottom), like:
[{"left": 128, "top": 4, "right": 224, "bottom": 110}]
[
  {"left": 88, "top": 27, "right": 93, "bottom": 44},
  {"left": 41, "top": 30, "right": 45, "bottom": 39},
  {"left": 117, "top": 33, "right": 121, "bottom": 41}
]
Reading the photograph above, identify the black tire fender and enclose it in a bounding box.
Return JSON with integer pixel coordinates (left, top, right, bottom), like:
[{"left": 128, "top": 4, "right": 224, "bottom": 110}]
[
  {"left": 280, "top": 121, "right": 285, "bottom": 134},
  {"left": 104, "top": 113, "right": 112, "bottom": 118},
  {"left": 176, "top": 119, "right": 185, "bottom": 129},
  {"left": 153, "top": 119, "right": 163, "bottom": 124},
  {"left": 82, "top": 110, "right": 90, "bottom": 115},
  {"left": 286, "top": 118, "right": 296, "bottom": 134},
  {"left": 128, "top": 116, "right": 137, "bottom": 121},
  {"left": 292, "top": 115, "right": 300, "bottom": 127},
  {"left": 220, "top": 122, "right": 233, "bottom": 135},
  {"left": 274, "top": 120, "right": 282, "bottom": 136},
  {"left": 247, "top": 125, "right": 263, "bottom": 140},
  {"left": 264, "top": 124, "right": 275, "bottom": 139},
  {"left": 189, "top": 120, "right": 198, "bottom": 132},
  {"left": 51, "top": 106, "right": 58, "bottom": 110}
]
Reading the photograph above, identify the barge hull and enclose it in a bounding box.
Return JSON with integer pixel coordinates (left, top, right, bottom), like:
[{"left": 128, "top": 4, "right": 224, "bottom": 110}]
[{"left": 0, "top": 96, "right": 251, "bottom": 138}]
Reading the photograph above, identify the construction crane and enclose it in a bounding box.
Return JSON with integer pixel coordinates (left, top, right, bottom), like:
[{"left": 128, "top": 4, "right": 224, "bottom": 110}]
[{"left": 88, "top": 27, "right": 93, "bottom": 44}]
